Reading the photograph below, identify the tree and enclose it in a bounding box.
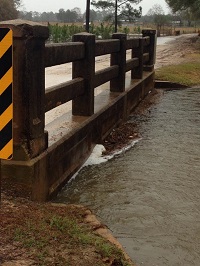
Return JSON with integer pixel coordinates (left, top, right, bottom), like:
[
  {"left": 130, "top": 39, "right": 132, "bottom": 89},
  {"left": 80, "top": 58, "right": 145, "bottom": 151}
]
[
  {"left": 91, "top": 0, "right": 142, "bottom": 32},
  {"left": 180, "top": 9, "right": 194, "bottom": 26},
  {"left": 40, "top": 12, "right": 58, "bottom": 22},
  {"left": 166, "top": 0, "right": 200, "bottom": 24},
  {"left": 19, "top": 11, "right": 59, "bottom": 22},
  {"left": 0, "top": 0, "right": 20, "bottom": 21},
  {"left": 166, "top": 0, "right": 200, "bottom": 18},
  {"left": 83, "top": 9, "right": 104, "bottom": 22},
  {"left": 19, "top": 11, "right": 33, "bottom": 21},
  {"left": 14, "top": 0, "right": 21, "bottom": 8},
  {"left": 166, "top": 0, "right": 197, "bottom": 11},
  {"left": 32, "top": 11, "right": 41, "bottom": 21},
  {"left": 56, "top": 8, "right": 80, "bottom": 23},
  {"left": 57, "top": 8, "right": 66, "bottom": 22},
  {"left": 72, "top": 7, "right": 83, "bottom": 22},
  {"left": 147, "top": 4, "right": 169, "bottom": 36}
]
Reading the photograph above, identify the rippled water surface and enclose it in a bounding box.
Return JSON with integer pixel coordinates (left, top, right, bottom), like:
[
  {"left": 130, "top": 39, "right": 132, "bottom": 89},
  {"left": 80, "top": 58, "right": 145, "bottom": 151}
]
[{"left": 56, "top": 88, "right": 200, "bottom": 266}]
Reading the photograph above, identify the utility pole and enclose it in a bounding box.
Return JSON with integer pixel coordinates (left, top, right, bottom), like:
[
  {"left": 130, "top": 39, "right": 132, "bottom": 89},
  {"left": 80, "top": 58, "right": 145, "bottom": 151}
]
[
  {"left": 86, "top": 0, "right": 90, "bottom": 32},
  {"left": 114, "top": 0, "right": 118, "bottom": 33}
]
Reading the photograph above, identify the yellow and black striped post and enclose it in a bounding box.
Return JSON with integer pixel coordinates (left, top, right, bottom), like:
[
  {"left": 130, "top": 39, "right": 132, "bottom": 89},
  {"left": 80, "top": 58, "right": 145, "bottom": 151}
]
[{"left": 0, "top": 28, "right": 13, "bottom": 160}]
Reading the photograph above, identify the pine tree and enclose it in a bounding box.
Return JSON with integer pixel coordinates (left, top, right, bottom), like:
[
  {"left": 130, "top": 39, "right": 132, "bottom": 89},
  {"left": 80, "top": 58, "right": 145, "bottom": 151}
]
[{"left": 91, "top": 0, "right": 142, "bottom": 32}]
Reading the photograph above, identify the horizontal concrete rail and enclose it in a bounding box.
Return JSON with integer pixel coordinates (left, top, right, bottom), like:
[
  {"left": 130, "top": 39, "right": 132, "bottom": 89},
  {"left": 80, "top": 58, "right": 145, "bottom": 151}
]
[
  {"left": 126, "top": 36, "right": 149, "bottom": 50},
  {"left": 94, "top": 65, "right": 119, "bottom": 88},
  {"left": 95, "top": 39, "right": 120, "bottom": 56},
  {"left": 44, "top": 35, "right": 150, "bottom": 114},
  {"left": 45, "top": 78, "right": 85, "bottom": 112},
  {"left": 126, "top": 38, "right": 140, "bottom": 49},
  {"left": 126, "top": 58, "right": 139, "bottom": 72},
  {"left": 45, "top": 42, "right": 85, "bottom": 67}
]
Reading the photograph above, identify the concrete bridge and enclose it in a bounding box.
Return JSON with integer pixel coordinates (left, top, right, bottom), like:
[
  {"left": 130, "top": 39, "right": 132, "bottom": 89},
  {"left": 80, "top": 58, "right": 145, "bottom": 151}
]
[{"left": 0, "top": 19, "right": 156, "bottom": 201}]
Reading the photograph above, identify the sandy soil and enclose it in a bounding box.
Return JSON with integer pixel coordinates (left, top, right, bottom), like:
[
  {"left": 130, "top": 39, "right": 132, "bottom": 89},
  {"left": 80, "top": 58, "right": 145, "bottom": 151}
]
[{"left": 155, "top": 33, "right": 200, "bottom": 68}]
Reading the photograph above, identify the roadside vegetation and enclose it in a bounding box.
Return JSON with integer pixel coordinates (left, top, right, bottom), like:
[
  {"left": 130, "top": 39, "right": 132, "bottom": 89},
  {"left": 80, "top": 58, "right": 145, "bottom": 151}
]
[
  {"left": 48, "top": 24, "right": 85, "bottom": 42},
  {"left": 48, "top": 23, "right": 141, "bottom": 42},
  {"left": 156, "top": 41, "right": 200, "bottom": 86},
  {"left": 156, "top": 61, "right": 200, "bottom": 86}
]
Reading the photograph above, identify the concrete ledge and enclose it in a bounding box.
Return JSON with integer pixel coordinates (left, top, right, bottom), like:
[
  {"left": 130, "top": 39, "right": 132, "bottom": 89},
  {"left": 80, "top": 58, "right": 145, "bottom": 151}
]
[{"left": 155, "top": 80, "right": 188, "bottom": 89}]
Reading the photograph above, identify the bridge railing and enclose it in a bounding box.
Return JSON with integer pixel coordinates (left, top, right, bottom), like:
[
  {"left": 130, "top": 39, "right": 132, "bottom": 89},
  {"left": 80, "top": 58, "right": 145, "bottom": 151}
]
[
  {"left": 45, "top": 31, "right": 156, "bottom": 117},
  {"left": 0, "top": 19, "right": 157, "bottom": 201},
  {"left": 0, "top": 19, "right": 156, "bottom": 161}
]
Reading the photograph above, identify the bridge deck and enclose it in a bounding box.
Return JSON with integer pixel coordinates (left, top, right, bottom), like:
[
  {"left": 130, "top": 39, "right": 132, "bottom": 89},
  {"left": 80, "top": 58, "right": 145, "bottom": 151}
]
[{"left": 45, "top": 72, "right": 142, "bottom": 146}]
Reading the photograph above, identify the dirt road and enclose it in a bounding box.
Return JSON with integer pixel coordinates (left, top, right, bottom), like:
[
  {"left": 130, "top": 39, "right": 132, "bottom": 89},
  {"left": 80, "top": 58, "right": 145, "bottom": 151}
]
[{"left": 155, "top": 33, "right": 199, "bottom": 68}]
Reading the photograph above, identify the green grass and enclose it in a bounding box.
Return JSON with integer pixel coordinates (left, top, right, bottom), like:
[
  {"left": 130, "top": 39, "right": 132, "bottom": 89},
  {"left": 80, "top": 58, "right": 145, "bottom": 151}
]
[
  {"left": 13, "top": 213, "right": 130, "bottom": 265},
  {"left": 94, "top": 238, "right": 131, "bottom": 266},
  {"left": 95, "top": 238, "right": 122, "bottom": 258},
  {"left": 155, "top": 62, "right": 200, "bottom": 87}
]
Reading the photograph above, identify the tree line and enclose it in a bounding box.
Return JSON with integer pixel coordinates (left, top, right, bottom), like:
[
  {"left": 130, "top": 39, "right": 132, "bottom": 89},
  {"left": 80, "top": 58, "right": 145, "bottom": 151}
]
[
  {"left": 19, "top": 1, "right": 142, "bottom": 26},
  {"left": 0, "top": 0, "right": 199, "bottom": 32},
  {"left": 19, "top": 8, "right": 107, "bottom": 23}
]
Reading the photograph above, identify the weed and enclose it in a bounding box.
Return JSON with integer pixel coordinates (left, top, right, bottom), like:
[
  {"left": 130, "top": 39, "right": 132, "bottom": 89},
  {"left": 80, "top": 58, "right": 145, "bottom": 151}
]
[
  {"left": 95, "top": 238, "right": 122, "bottom": 258},
  {"left": 156, "top": 61, "right": 200, "bottom": 86},
  {"left": 48, "top": 24, "right": 84, "bottom": 43},
  {"left": 78, "top": 232, "right": 93, "bottom": 245},
  {"left": 49, "top": 216, "right": 74, "bottom": 232},
  {"left": 14, "top": 227, "right": 24, "bottom": 242}
]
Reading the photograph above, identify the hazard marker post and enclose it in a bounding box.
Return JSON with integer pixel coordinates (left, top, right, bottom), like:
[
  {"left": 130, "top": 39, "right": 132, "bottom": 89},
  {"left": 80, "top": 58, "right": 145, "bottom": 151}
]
[{"left": 0, "top": 28, "right": 13, "bottom": 201}]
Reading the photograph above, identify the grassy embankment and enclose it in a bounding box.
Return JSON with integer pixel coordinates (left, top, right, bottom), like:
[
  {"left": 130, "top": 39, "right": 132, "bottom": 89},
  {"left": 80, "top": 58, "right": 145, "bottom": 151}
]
[
  {"left": 1, "top": 195, "right": 132, "bottom": 266},
  {"left": 155, "top": 39, "right": 200, "bottom": 86}
]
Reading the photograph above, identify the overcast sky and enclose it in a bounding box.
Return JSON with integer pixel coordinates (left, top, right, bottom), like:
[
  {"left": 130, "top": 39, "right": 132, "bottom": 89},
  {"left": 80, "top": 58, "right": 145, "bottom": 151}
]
[{"left": 20, "top": 0, "right": 170, "bottom": 15}]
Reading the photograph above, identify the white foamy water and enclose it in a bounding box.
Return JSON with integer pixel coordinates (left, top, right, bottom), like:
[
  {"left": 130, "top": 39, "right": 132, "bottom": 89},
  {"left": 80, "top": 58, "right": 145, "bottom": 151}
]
[
  {"left": 67, "top": 139, "right": 141, "bottom": 184},
  {"left": 84, "top": 139, "right": 141, "bottom": 167}
]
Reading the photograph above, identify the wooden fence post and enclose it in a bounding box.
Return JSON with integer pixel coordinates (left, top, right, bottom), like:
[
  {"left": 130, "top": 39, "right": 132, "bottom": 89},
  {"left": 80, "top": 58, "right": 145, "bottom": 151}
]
[
  {"left": 72, "top": 33, "right": 95, "bottom": 116},
  {"left": 110, "top": 33, "right": 127, "bottom": 92},
  {"left": 142, "top": 29, "right": 157, "bottom": 71},
  {"left": 132, "top": 37, "right": 144, "bottom": 79},
  {"left": 0, "top": 19, "right": 49, "bottom": 160}
]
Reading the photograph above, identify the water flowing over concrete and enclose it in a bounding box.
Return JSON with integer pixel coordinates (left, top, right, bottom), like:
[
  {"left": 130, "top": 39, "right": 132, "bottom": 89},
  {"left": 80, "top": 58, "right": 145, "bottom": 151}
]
[{"left": 56, "top": 87, "right": 200, "bottom": 265}]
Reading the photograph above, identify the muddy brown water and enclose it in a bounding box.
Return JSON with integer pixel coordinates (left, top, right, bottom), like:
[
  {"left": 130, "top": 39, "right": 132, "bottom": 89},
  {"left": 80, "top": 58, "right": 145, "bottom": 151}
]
[{"left": 56, "top": 88, "right": 200, "bottom": 266}]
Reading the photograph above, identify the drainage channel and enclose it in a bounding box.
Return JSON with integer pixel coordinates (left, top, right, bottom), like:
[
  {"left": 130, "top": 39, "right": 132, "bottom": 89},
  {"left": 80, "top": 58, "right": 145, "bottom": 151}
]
[{"left": 56, "top": 87, "right": 200, "bottom": 266}]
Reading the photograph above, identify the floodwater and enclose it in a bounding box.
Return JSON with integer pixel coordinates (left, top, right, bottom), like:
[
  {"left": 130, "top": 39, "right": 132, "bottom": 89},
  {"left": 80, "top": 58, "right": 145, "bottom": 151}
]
[
  {"left": 56, "top": 87, "right": 200, "bottom": 266},
  {"left": 157, "top": 36, "right": 176, "bottom": 45}
]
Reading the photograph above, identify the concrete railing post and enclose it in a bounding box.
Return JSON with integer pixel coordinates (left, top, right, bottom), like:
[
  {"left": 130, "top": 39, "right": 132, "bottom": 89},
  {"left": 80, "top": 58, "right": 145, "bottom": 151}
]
[
  {"left": 132, "top": 37, "right": 144, "bottom": 79},
  {"left": 0, "top": 19, "right": 49, "bottom": 160},
  {"left": 142, "top": 29, "right": 157, "bottom": 71},
  {"left": 72, "top": 33, "right": 95, "bottom": 116},
  {"left": 110, "top": 33, "right": 127, "bottom": 92}
]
